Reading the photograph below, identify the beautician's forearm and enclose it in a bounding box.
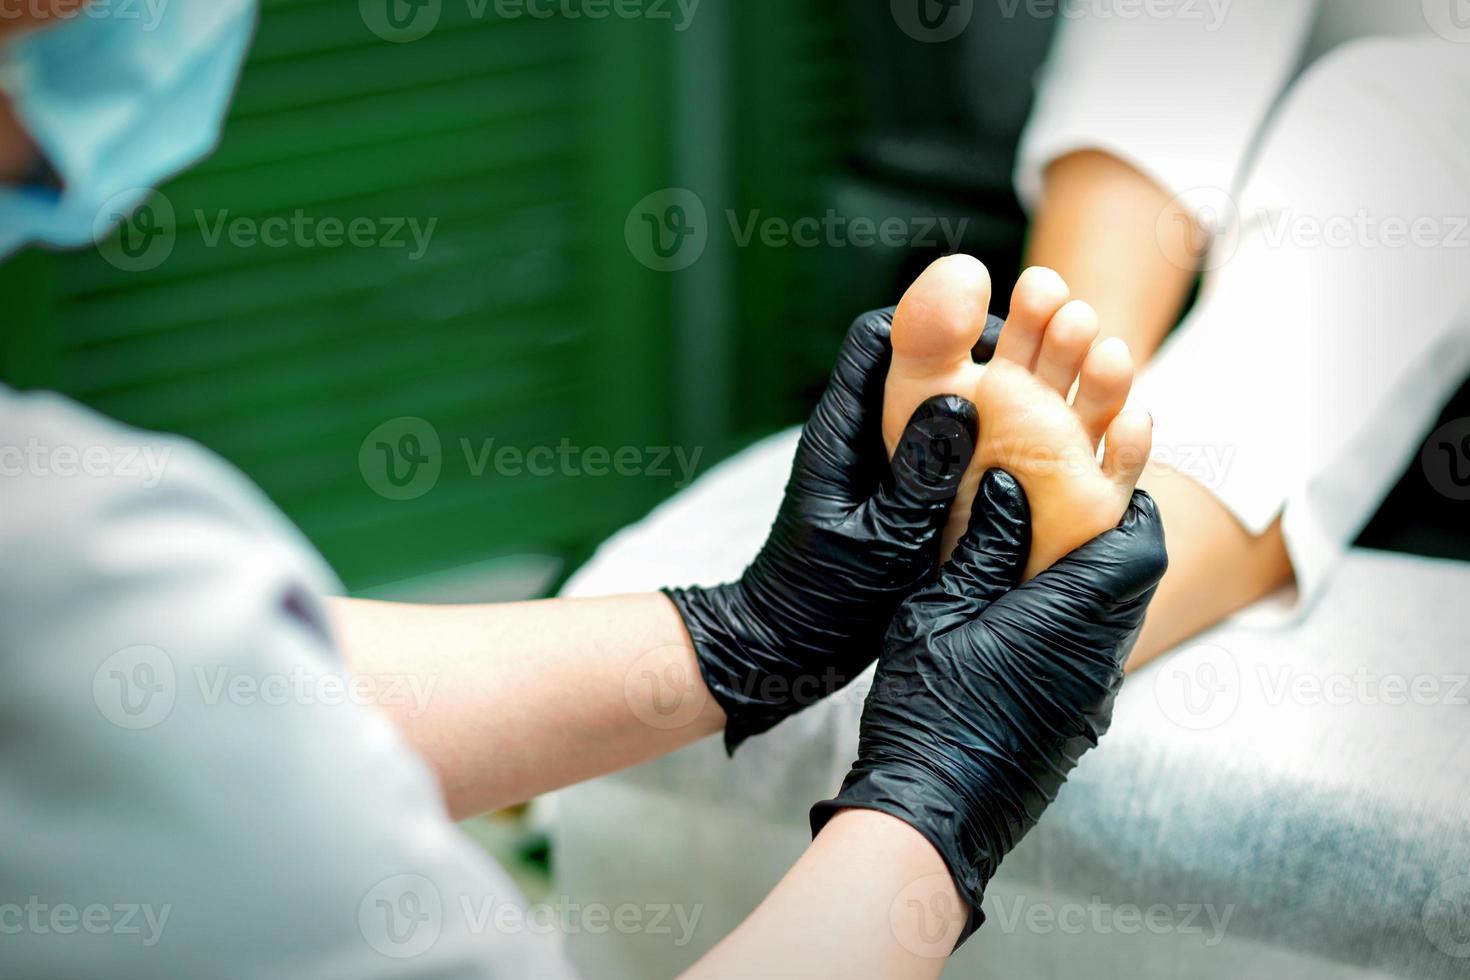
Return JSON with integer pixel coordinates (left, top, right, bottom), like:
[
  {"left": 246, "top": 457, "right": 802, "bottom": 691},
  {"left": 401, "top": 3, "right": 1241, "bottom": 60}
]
[
  {"left": 327, "top": 593, "right": 724, "bottom": 819},
  {"left": 1025, "top": 149, "right": 1199, "bottom": 360},
  {"left": 682, "top": 809, "right": 964, "bottom": 980}
]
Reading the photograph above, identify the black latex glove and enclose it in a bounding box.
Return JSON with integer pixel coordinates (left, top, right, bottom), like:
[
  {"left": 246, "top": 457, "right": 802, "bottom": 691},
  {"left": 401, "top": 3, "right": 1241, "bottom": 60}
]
[
  {"left": 664, "top": 307, "right": 1006, "bottom": 752},
  {"left": 811, "top": 470, "right": 1168, "bottom": 944}
]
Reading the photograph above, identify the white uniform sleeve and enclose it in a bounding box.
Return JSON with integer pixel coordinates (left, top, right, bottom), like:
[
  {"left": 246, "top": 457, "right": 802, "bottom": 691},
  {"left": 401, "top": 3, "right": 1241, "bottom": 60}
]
[
  {"left": 1014, "top": 0, "right": 1321, "bottom": 214},
  {"left": 0, "top": 388, "right": 578, "bottom": 979}
]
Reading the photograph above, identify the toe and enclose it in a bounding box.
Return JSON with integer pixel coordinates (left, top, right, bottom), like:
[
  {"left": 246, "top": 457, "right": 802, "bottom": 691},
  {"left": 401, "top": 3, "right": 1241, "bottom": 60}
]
[
  {"left": 1035, "top": 300, "right": 1099, "bottom": 396},
  {"left": 1101, "top": 409, "right": 1153, "bottom": 491},
  {"left": 892, "top": 255, "right": 992, "bottom": 361},
  {"left": 993, "top": 266, "right": 1069, "bottom": 369},
  {"left": 1074, "top": 337, "right": 1134, "bottom": 448}
]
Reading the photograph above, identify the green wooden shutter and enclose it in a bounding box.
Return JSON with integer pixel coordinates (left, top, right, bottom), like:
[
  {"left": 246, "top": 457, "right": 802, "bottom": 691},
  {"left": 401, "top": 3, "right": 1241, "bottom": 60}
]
[
  {"left": 1, "top": 0, "right": 679, "bottom": 594},
  {"left": 0, "top": 0, "right": 863, "bottom": 592},
  {"left": 728, "top": 1, "right": 860, "bottom": 431}
]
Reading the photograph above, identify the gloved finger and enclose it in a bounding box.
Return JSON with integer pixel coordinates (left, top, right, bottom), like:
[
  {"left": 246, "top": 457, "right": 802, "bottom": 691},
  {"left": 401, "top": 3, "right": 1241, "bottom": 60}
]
[
  {"left": 979, "top": 489, "right": 1167, "bottom": 671},
  {"left": 918, "top": 468, "right": 1031, "bottom": 623},
  {"left": 860, "top": 393, "right": 978, "bottom": 544},
  {"left": 972, "top": 313, "right": 1006, "bottom": 364},
  {"left": 789, "top": 308, "right": 896, "bottom": 507}
]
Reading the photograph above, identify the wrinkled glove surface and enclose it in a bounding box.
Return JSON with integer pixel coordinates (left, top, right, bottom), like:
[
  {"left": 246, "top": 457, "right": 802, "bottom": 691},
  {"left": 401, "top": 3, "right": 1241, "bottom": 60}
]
[
  {"left": 665, "top": 307, "right": 1006, "bottom": 751},
  {"left": 812, "top": 471, "right": 1168, "bottom": 943}
]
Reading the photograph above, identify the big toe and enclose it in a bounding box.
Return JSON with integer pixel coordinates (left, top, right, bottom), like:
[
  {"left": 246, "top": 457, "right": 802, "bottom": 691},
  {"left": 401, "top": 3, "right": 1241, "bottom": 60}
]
[{"left": 891, "top": 254, "right": 992, "bottom": 361}]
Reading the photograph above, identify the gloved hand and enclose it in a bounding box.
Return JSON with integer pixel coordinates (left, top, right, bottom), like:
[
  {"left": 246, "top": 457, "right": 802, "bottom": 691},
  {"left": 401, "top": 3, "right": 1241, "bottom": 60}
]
[
  {"left": 665, "top": 307, "right": 1005, "bottom": 752},
  {"left": 811, "top": 470, "right": 1168, "bottom": 943}
]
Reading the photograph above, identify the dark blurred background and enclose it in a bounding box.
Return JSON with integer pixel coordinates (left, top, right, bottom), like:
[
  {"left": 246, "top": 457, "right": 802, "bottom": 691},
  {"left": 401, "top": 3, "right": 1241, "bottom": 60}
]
[{"left": 0, "top": 0, "right": 1460, "bottom": 599}]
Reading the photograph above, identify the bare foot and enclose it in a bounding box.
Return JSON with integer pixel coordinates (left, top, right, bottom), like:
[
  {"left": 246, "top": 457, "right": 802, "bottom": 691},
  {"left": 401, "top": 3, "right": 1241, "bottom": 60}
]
[{"left": 884, "top": 256, "right": 1151, "bottom": 578}]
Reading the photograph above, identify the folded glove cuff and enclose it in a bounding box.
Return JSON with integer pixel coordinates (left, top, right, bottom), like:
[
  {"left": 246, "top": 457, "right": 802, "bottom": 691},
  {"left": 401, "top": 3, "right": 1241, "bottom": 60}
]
[
  {"left": 810, "top": 763, "right": 994, "bottom": 947},
  {"left": 662, "top": 584, "right": 789, "bottom": 754}
]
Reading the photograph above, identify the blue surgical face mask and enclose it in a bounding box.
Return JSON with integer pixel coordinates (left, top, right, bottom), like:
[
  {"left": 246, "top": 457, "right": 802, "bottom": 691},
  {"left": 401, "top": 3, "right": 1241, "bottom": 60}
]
[{"left": 0, "top": 0, "right": 257, "bottom": 258}]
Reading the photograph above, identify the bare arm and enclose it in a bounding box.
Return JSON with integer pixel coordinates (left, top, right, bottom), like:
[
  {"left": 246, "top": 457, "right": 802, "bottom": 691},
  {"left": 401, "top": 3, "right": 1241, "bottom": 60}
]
[
  {"left": 1026, "top": 149, "right": 1293, "bottom": 667},
  {"left": 681, "top": 810, "right": 963, "bottom": 980},
  {"left": 327, "top": 592, "right": 724, "bottom": 819},
  {"left": 1025, "top": 149, "right": 1198, "bottom": 361},
  {"left": 332, "top": 594, "right": 969, "bottom": 979}
]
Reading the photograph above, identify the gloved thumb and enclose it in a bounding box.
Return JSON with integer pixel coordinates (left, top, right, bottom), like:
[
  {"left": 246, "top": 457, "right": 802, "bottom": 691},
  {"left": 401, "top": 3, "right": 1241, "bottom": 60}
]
[
  {"left": 865, "top": 394, "right": 978, "bottom": 543},
  {"left": 923, "top": 468, "right": 1031, "bottom": 621}
]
